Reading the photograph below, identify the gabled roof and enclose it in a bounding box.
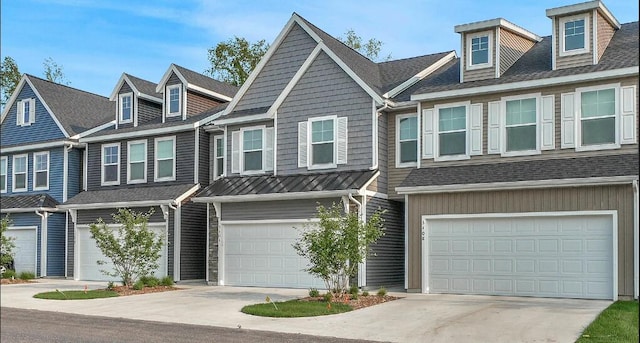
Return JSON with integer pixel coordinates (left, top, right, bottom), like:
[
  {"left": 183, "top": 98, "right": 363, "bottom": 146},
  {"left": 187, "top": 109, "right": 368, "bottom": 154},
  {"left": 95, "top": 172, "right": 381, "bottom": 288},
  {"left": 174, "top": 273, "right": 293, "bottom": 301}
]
[
  {"left": 155, "top": 64, "right": 239, "bottom": 101},
  {"left": 0, "top": 193, "right": 59, "bottom": 212},
  {"left": 60, "top": 183, "right": 199, "bottom": 209},
  {"left": 1, "top": 74, "right": 114, "bottom": 138},
  {"left": 411, "top": 21, "right": 639, "bottom": 101},
  {"left": 109, "top": 73, "right": 162, "bottom": 103}
]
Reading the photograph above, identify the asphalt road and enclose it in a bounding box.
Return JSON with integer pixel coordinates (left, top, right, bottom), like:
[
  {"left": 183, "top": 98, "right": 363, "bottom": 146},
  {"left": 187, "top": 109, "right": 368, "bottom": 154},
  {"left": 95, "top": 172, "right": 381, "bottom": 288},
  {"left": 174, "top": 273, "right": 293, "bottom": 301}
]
[{"left": 1, "top": 307, "right": 381, "bottom": 343}]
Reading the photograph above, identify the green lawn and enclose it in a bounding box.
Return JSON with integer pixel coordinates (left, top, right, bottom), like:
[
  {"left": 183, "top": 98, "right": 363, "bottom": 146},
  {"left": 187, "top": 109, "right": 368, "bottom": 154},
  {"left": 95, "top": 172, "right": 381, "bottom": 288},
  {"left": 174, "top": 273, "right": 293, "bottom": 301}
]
[
  {"left": 241, "top": 300, "right": 352, "bottom": 317},
  {"left": 576, "top": 301, "right": 639, "bottom": 343},
  {"left": 33, "top": 290, "right": 119, "bottom": 300}
]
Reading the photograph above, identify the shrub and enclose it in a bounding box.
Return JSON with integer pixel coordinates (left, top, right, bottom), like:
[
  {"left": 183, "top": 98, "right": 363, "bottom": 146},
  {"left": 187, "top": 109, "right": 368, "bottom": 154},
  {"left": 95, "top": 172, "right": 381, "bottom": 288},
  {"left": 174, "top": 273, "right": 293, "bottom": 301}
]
[
  {"left": 362, "top": 290, "right": 369, "bottom": 297},
  {"left": 132, "top": 280, "right": 145, "bottom": 290},
  {"left": 139, "top": 275, "right": 159, "bottom": 287},
  {"left": 349, "top": 285, "right": 359, "bottom": 295},
  {"left": 377, "top": 287, "right": 387, "bottom": 297},
  {"left": 323, "top": 292, "right": 333, "bottom": 302},
  {"left": 18, "top": 271, "right": 35, "bottom": 280},
  {"left": 106, "top": 281, "right": 115, "bottom": 290},
  {"left": 350, "top": 292, "right": 358, "bottom": 300},
  {"left": 1, "top": 216, "right": 16, "bottom": 268},
  {"left": 2, "top": 269, "right": 16, "bottom": 279},
  {"left": 308, "top": 288, "right": 320, "bottom": 297},
  {"left": 160, "top": 276, "right": 174, "bottom": 286}
]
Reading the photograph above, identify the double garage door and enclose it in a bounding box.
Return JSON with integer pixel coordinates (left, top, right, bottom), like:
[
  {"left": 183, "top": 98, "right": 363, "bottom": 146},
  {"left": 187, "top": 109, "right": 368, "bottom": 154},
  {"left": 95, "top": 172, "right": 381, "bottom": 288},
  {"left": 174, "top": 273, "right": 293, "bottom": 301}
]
[
  {"left": 223, "top": 222, "right": 324, "bottom": 289},
  {"left": 76, "top": 224, "right": 168, "bottom": 281},
  {"left": 423, "top": 213, "right": 614, "bottom": 300},
  {"left": 5, "top": 227, "right": 37, "bottom": 274}
]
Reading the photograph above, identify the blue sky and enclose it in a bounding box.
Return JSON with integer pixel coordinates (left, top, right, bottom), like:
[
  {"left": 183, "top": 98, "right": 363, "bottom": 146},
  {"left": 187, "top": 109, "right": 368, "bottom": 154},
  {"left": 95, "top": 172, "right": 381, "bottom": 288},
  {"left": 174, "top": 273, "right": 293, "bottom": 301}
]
[{"left": 2, "top": 0, "right": 638, "bottom": 97}]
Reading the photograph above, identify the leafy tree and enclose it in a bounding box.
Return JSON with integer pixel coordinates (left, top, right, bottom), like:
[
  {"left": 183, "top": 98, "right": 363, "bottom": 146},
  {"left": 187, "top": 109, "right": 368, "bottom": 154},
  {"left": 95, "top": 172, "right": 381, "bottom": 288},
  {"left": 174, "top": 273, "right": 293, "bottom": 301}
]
[
  {"left": 89, "top": 208, "right": 163, "bottom": 287},
  {"left": 43, "top": 57, "right": 69, "bottom": 85},
  {"left": 293, "top": 203, "right": 385, "bottom": 299},
  {"left": 1, "top": 56, "right": 21, "bottom": 108},
  {"left": 206, "top": 37, "right": 270, "bottom": 86},
  {"left": 1, "top": 215, "right": 16, "bottom": 270},
  {"left": 338, "top": 29, "right": 391, "bottom": 61}
]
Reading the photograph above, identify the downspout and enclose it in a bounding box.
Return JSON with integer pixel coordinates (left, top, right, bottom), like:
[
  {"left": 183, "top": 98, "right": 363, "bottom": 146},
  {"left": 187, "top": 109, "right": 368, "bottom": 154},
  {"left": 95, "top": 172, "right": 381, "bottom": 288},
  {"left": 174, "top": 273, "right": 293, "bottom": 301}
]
[
  {"left": 633, "top": 180, "right": 639, "bottom": 299},
  {"left": 168, "top": 201, "right": 180, "bottom": 282},
  {"left": 35, "top": 210, "right": 47, "bottom": 278}
]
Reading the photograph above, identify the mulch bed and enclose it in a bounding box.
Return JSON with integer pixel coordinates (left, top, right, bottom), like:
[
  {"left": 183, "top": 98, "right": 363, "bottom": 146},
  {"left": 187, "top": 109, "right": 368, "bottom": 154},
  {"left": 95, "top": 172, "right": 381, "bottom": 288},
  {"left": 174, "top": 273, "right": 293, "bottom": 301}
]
[
  {"left": 0, "top": 278, "right": 35, "bottom": 285},
  {"left": 111, "top": 285, "right": 180, "bottom": 296},
  {"left": 300, "top": 294, "right": 401, "bottom": 310}
]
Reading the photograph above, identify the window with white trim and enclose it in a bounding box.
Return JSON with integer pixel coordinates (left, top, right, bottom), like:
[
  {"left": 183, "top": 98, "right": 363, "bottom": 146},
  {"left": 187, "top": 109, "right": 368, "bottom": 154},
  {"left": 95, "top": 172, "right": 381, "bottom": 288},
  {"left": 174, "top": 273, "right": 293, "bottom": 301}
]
[
  {"left": 243, "top": 128, "right": 263, "bottom": 172},
  {"left": 16, "top": 98, "right": 36, "bottom": 126},
  {"left": 559, "top": 15, "right": 589, "bottom": 56},
  {"left": 119, "top": 93, "right": 133, "bottom": 123},
  {"left": 396, "top": 114, "right": 417, "bottom": 166},
  {"left": 12, "top": 154, "right": 28, "bottom": 192},
  {"left": 505, "top": 98, "right": 537, "bottom": 152},
  {"left": 213, "top": 135, "right": 224, "bottom": 179},
  {"left": 438, "top": 105, "right": 467, "bottom": 157},
  {"left": 310, "top": 117, "right": 335, "bottom": 167},
  {"left": 298, "top": 116, "right": 347, "bottom": 169},
  {"left": 102, "top": 143, "right": 120, "bottom": 185},
  {"left": 33, "top": 151, "right": 49, "bottom": 190},
  {"left": 580, "top": 87, "right": 616, "bottom": 147},
  {"left": 127, "top": 140, "right": 147, "bottom": 184},
  {"left": 167, "top": 84, "right": 182, "bottom": 116},
  {"left": 467, "top": 31, "right": 492, "bottom": 69},
  {"left": 155, "top": 136, "right": 176, "bottom": 181},
  {"left": 0, "top": 156, "right": 7, "bottom": 193}
]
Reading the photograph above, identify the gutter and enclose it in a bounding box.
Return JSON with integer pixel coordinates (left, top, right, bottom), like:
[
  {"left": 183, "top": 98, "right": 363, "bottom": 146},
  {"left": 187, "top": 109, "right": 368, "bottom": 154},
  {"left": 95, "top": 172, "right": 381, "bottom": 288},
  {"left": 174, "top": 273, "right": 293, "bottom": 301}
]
[
  {"left": 1, "top": 207, "right": 60, "bottom": 214},
  {"left": 192, "top": 189, "right": 359, "bottom": 203}
]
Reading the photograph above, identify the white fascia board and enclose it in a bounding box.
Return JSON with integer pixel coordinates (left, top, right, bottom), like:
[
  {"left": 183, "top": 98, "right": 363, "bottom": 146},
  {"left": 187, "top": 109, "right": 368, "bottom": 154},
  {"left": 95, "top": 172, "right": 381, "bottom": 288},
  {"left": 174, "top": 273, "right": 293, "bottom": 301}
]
[
  {"left": 384, "top": 52, "right": 458, "bottom": 99},
  {"left": 411, "top": 67, "right": 639, "bottom": 101},
  {"left": 1, "top": 207, "right": 60, "bottom": 213},
  {"left": 396, "top": 175, "right": 639, "bottom": 195},
  {"left": 358, "top": 170, "right": 381, "bottom": 194},
  {"left": 455, "top": 18, "right": 541, "bottom": 42},
  {"left": 79, "top": 123, "right": 195, "bottom": 143},
  {"left": 192, "top": 189, "right": 357, "bottom": 203},
  {"left": 71, "top": 120, "right": 116, "bottom": 140},
  {"left": 138, "top": 93, "right": 163, "bottom": 103},
  {"left": 213, "top": 113, "right": 271, "bottom": 126},
  {"left": 155, "top": 64, "right": 188, "bottom": 93},
  {"left": 58, "top": 200, "right": 175, "bottom": 210},
  {"left": 1, "top": 139, "right": 77, "bottom": 153},
  {"left": 108, "top": 73, "right": 130, "bottom": 101},
  {"left": 174, "top": 184, "right": 201, "bottom": 205},
  {"left": 1, "top": 76, "right": 28, "bottom": 122},
  {"left": 187, "top": 84, "right": 233, "bottom": 102},
  {"left": 546, "top": 0, "right": 620, "bottom": 28},
  {"left": 203, "top": 124, "right": 223, "bottom": 133}
]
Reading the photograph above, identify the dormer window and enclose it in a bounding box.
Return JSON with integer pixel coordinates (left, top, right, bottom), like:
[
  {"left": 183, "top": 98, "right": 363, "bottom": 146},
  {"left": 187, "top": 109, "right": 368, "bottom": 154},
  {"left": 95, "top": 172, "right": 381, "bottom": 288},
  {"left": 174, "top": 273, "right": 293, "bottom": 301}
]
[
  {"left": 467, "top": 31, "right": 492, "bottom": 69},
  {"left": 119, "top": 93, "right": 133, "bottom": 123},
  {"left": 167, "top": 84, "right": 182, "bottom": 117},
  {"left": 559, "top": 15, "right": 589, "bottom": 56}
]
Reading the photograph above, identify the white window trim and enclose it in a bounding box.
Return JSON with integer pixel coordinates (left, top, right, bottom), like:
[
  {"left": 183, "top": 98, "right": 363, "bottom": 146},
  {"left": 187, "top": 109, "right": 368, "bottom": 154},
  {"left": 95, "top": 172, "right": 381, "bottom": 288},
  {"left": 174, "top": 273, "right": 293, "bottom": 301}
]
[
  {"left": 166, "top": 84, "right": 182, "bottom": 117},
  {"left": 17, "top": 98, "right": 36, "bottom": 126},
  {"left": 575, "top": 83, "right": 620, "bottom": 152},
  {"left": 213, "top": 135, "right": 225, "bottom": 179},
  {"left": 0, "top": 156, "right": 7, "bottom": 193},
  {"left": 396, "top": 113, "right": 418, "bottom": 168},
  {"left": 240, "top": 126, "right": 265, "bottom": 175},
  {"left": 434, "top": 101, "right": 471, "bottom": 162},
  {"left": 308, "top": 115, "right": 338, "bottom": 170},
  {"left": 154, "top": 136, "right": 176, "bottom": 182},
  {"left": 466, "top": 30, "right": 493, "bottom": 70},
  {"left": 12, "top": 154, "right": 28, "bottom": 192},
  {"left": 127, "top": 140, "right": 147, "bottom": 184},
  {"left": 500, "top": 93, "right": 542, "bottom": 157},
  {"left": 559, "top": 14, "right": 590, "bottom": 57},
  {"left": 101, "top": 143, "right": 120, "bottom": 186},
  {"left": 32, "top": 151, "right": 50, "bottom": 191},
  {"left": 119, "top": 93, "right": 133, "bottom": 124}
]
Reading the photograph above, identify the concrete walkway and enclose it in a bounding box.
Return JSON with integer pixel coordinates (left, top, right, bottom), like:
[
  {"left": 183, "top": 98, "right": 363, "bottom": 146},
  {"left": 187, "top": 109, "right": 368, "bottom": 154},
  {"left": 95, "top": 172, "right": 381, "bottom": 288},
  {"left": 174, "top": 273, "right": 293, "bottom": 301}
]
[{"left": 1, "top": 279, "right": 610, "bottom": 343}]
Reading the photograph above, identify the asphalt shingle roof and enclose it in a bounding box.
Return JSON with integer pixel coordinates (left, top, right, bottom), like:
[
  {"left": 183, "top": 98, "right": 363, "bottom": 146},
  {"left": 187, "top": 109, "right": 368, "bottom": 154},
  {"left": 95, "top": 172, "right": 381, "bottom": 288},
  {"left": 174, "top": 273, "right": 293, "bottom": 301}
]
[
  {"left": 173, "top": 64, "right": 239, "bottom": 98},
  {"left": 1, "top": 194, "right": 59, "bottom": 211},
  {"left": 399, "top": 154, "right": 639, "bottom": 188},
  {"left": 125, "top": 73, "right": 162, "bottom": 99},
  {"left": 63, "top": 183, "right": 197, "bottom": 206}
]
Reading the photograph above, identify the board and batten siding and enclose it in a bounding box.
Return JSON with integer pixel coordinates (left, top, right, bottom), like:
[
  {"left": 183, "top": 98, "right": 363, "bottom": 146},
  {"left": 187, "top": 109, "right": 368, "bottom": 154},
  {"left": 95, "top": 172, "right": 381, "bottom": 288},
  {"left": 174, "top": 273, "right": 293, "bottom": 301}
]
[
  {"left": 220, "top": 198, "right": 340, "bottom": 221},
  {"left": 405, "top": 185, "right": 636, "bottom": 297},
  {"left": 365, "top": 197, "right": 404, "bottom": 287},
  {"left": 179, "top": 201, "right": 207, "bottom": 280},
  {"left": 234, "top": 22, "right": 318, "bottom": 112},
  {"left": 277, "top": 51, "right": 373, "bottom": 175},
  {"left": 554, "top": 12, "right": 594, "bottom": 70}
]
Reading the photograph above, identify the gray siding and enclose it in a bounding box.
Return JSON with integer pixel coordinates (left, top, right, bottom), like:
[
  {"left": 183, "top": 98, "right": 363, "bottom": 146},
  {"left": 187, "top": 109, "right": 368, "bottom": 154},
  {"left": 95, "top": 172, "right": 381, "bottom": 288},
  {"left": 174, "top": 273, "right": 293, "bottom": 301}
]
[
  {"left": 376, "top": 111, "right": 388, "bottom": 193},
  {"left": 221, "top": 198, "right": 340, "bottom": 221},
  {"left": 76, "top": 206, "right": 165, "bottom": 225},
  {"left": 186, "top": 90, "right": 221, "bottom": 117},
  {"left": 179, "top": 201, "right": 207, "bottom": 280},
  {"left": 366, "top": 197, "right": 404, "bottom": 288},
  {"left": 118, "top": 83, "right": 134, "bottom": 130},
  {"left": 138, "top": 98, "right": 162, "bottom": 125},
  {"left": 225, "top": 120, "right": 274, "bottom": 176},
  {"left": 198, "top": 127, "right": 210, "bottom": 186},
  {"left": 66, "top": 214, "right": 74, "bottom": 277},
  {"left": 234, "top": 23, "right": 317, "bottom": 112},
  {"left": 387, "top": 110, "right": 416, "bottom": 199},
  {"left": 277, "top": 51, "right": 373, "bottom": 175},
  {"left": 47, "top": 212, "right": 67, "bottom": 276},
  {"left": 164, "top": 73, "right": 183, "bottom": 123}
]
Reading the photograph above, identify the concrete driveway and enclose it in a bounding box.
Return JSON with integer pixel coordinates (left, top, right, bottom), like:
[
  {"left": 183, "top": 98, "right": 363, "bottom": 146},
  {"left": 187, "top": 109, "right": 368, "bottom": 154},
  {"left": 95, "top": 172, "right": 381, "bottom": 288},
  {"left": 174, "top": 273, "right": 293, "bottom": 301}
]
[{"left": 1, "top": 279, "right": 610, "bottom": 343}]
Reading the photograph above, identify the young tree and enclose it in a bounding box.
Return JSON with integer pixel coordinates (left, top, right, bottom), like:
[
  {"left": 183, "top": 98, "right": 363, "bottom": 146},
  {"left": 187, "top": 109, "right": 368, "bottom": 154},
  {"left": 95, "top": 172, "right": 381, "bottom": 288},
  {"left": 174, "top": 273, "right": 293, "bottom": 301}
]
[
  {"left": 1, "top": 56, "right": 21, "bottom": 108},
  {"left": 338, "top": 29, "right": 392, "bottom": 61},
  {"left": 205, "top": 37, "right": 270, "bottom": 86},
  {"left": 293, "top": 203, "right": 385, "bottom": 299},
  {"left": 43, "top": 57, "right": 69, "bottom": 85},
  {"left": 1, "top": 215, "right": 16, "bottom": 271},
  {"left": 89, "top": 208, "right": 163, "bottom": 287}
]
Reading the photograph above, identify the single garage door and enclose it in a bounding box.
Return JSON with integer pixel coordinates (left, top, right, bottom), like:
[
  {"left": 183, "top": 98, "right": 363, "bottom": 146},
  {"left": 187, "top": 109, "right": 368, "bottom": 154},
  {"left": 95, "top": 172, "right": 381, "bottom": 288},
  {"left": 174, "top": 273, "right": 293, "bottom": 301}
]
[
  {"left": 6, "top": 227, "right": 37, "bottom": 274},
  {"left": 223, "top": 222, "right": 324, "bottom": 288},
  {"left": 424, "top": 213, "right": 614, "bottom": 300},
  {"left": 77, "top": 224, "right": 168, "bottom": 281}
]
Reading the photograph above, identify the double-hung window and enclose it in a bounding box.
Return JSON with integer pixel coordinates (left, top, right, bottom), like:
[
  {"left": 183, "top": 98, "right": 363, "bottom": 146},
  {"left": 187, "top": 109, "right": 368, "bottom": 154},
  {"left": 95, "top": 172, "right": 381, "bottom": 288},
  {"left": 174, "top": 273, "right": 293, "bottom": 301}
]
[
  {"left": 242, "top": 129, "right": 263, "bottom": 172},
  {"left": 155, "top": 136, "right": 176, "bottom": 181},
  {"left": 12, "top": 154, "right": 28, "bottom": 192},
  {"left": 0, "top": 156, "right": 7, "bottom": 193},
  {"left": 397, "top": 114, "right": 417, "bottom": 166},
  {"left": 560, "top": 15, "right": 589, "bottom": 56},
  {"left": 119, "top": 93, "right": 133, "bottom": 123},
  {"left": 298, "top": 116, "right": 347, "bottom": 169},
  {"left": 310, "top": 117, "right": 335, "bottom": 167},
  {"left": 438, "top": 105, "right": 467, "bottom": 157},
  {"left": 127, "top": 140, "right": 147, "bottom": 184},
  {"left": 467, "top": 31, "right": 491, "bottom": 69},
  {"left": 505, "top": 98, "right": 537, "bottom": 152},
  {"left": 580, "top": 87, "right": 616, "bottom": 147},
  {"left": 167, "top": 84, "right": 182, "bottom": 117},
  {"left": 16, "top": 98, "right": 36, "bottom": 126},
  {"left": 213, "top": 135, "right": 224, "bottom": 179},
  {"left": 102, "top": 143, "right": 120, "bottom": 185},
  {"left": 33, "top": 151, "right": 49, "bottom": 190}
]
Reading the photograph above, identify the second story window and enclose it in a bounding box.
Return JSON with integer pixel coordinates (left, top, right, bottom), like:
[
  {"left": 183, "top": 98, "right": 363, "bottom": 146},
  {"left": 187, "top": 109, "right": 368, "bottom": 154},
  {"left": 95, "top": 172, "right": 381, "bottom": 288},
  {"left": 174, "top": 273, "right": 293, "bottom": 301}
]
[
  {"left": 119, "top": 93, "right": 133, "bottom": 123},
  {"left": 167, "top": 84, "right": 182, "bottom": 117},
  {"left": 16, "top": 98, "right": 36, "bottom": 126},
  {"left": 127, "top": 140, "right": 147, "bottom": 184},
  {"left": 12, "top": 154, "right": 28, "bottom": 192},
  {"left": 397, "top": 114, "right": 417, "bottom": 166},
  {"left": 213, "top": 135, "right": 224, "bottom": 179},
  {"left": 580, "top": 88, "right": 615, "bottom": 147},
  {"left": 438, "top": 105, "right": 467, "bottom": 157},
  {"left": 310, "top": 118, "right": 335, "bottom": 167},
  {"left": 102, "top": 143, "right": 120, "bottom": 186},
  {"left": 243, "top": 129, "right": 263, "bottom": 172},
  {"left": 298, "top": 116, "right": 347, "bottom": 170},
  {"left": 560, "top": 15, "right": 589, "bottom": 56},
  {"left": 0, "top": 156, "right": 7, "bottom": 193},
  {"left": 231, "top": 127, "right": 274, "bottom": 175},
  {"left": 33, "top": 151, "right": 49, "bottom": 190},
  {"left": 505, "top": 98, "right": 537, "bottom": 152},
  {"left": 467, "top": 31, "right": 491, "bottom": 69},
  {"left": 155, "top": 136, "right": 176, "bottom": 181}
]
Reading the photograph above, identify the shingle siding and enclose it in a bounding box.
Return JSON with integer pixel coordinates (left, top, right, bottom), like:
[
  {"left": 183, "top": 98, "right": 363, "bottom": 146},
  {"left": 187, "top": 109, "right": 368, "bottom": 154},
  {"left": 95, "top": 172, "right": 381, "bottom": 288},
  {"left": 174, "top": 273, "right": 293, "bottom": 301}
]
[
  {"left": 365, "top": 197, "right": 404, "bottom": 288},
  {"left": 179, "top": 201, "right": 206, "bottom": 280},
  {"left": 597, "top": 11, "right": 616, "bottom": 62}
]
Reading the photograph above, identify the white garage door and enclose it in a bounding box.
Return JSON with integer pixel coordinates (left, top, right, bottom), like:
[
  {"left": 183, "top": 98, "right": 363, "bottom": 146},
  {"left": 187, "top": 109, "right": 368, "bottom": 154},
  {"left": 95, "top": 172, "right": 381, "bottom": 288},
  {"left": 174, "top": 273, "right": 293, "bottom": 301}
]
[
  {"left": 424, "top": 213, "right": 614, "bottom": 300},
  {"left": 6, "top": 227, "right": 37, "bottom": 274},
  {"left": 77, "top": 224, "right": 167, "bottom": 281},
  {"left": 223, "top": 222, "right": 324, "bottom": 288}
]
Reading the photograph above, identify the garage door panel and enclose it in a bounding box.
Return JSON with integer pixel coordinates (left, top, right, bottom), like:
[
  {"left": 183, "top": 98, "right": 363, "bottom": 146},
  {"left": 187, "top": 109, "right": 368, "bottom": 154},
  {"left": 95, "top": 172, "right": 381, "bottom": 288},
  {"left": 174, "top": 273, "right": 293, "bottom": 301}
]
[{"left": 6, "top": 228, "right": 37, "bottom": 274}]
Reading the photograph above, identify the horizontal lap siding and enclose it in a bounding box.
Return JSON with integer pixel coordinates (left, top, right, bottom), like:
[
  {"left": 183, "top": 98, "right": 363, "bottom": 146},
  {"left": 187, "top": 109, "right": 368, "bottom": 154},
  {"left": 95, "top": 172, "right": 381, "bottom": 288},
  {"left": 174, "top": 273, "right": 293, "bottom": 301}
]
[
  {"left": 198, "top": 127, "right": 210, "bottom": 186},
  {"left": 596, "top": 12, "right": 616, "bottom": 62},
  {"left": 46, "top": 212, "right": 66, "bottom": 276},
  {"left": 138, "top": 98, "right": 162, "bottom": 125},
  {"left": 186, "top": 91, "right": 221, "bottom": 117},
  {"left": 555, "top": 13, "right": 594, "bottom": 70},
  {"left": 76, "top": 206, "right": 165, "bottom": 225},
  {"left": 366, "top": 197, "right": 404, "bottom": 287},
  {"left": 226, "top": 121, "right": 273, "bottom": 176},
  {"left": 406, "top": 185, "right": 635, "bottom": 297},
  {"left": 376, "top": 110, "right": 388, "bottom": 193},
  {"left": 179, "top": 202, "right": 206, "bottom": 280},
  {"left": 67, "top": 148, "right": 81, "bottom": 200},
  {"left": 462, "top": 29, "right": 497, "bottom": 83},
  {"left": 387, "top": 110, "right": 415, "bottom": 199},
  {"left": 117, "top": 83, "right": 134, "bottom": 130},
  {"left": 221, "top": 198, "right": 340, "bottom": 221},
  {"left": 499, "top": 28, "right": 535, "bottom": 76}
]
